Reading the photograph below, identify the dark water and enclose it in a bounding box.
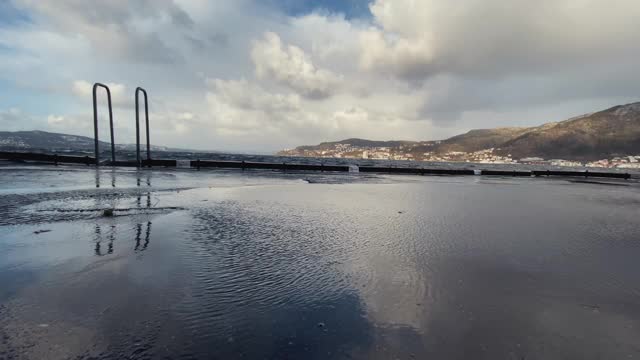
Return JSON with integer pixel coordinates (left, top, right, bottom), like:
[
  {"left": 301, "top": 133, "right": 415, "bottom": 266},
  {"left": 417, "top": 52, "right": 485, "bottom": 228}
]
[{"left": 1, "top": 165, "right": 640, "bottom": 359}]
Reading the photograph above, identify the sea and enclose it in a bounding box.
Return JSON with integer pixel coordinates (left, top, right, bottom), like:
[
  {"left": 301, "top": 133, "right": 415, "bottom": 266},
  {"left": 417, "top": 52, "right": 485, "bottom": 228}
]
[{"left": 1, "top": 154, "right": 639, "bottom": 359}]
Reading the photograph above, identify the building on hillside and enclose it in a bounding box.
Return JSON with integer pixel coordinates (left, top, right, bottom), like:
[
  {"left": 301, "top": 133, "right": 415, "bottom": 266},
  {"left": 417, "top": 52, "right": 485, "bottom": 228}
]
[{"left": 520, "top": 157, "right": 547, "bottom": 165}]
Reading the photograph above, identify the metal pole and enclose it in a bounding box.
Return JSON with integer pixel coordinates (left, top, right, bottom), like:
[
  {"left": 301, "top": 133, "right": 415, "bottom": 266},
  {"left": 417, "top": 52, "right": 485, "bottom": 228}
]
[
  {"left": 145, "top": 92, "right": 150, "bottom": 162},
  {"left": 108, "top": 93, "right": 114, "bottom": 163},
  {"left": 135, "top": 90, "right": 140, "bottom": 166},
  {"left": 93, "top": 86, "right": 99, "bottom": 166},
  {"left": 135, "top": 87, "right": 150, "bottom": 167}
]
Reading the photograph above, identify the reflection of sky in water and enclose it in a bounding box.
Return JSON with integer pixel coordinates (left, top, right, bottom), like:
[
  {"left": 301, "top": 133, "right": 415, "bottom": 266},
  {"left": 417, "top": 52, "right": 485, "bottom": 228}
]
[{"left": 1, "top": 167, "right": 640, "bottom": 359}]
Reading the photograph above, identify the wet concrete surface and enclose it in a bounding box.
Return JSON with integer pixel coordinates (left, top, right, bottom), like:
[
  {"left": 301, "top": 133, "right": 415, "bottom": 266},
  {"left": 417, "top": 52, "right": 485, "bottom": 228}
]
[{"left": 1, "top": 165, "right": 640, "bottom": 359}]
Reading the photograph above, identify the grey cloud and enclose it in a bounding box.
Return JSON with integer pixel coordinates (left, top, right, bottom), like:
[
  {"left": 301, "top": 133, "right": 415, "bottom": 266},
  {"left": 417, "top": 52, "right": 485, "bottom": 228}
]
[
  {"left": 185, "top": 35, "right": 206, "bottom": 52},
  {"left": 420, "top": 58, "right": 640, "bottom": 123},
  {"left": 126, "top": 32, "right": 182, "bottom": 64},
  {"left": 185, "top": 32, "right": 229, "bottom": 53},
  {"left": 169, "top": 4, "right": 194, "bottom": 29},
  {"left": 0, "top": 109, "right": 34, "bottom": 131},
  {"left": 362, "top": 0, "right": 640, "bottom": 83},
  {"left": 352, "top": 0, "right": 640, "bottom": 123},
  {"left": 209, "top": 33, "right": 229, "bottom": 47},
  {"left": 17, "top": 0, "right": 188, "bottom": 26},
  {"left": 14, "top": 0, "right": 187, "bottom": 64}
]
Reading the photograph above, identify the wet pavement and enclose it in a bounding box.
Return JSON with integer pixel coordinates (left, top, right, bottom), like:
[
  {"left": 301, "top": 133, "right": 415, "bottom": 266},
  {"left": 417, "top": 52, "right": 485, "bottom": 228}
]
[{"left": 1, "top": 165, "right": 640, "bottom": 359}]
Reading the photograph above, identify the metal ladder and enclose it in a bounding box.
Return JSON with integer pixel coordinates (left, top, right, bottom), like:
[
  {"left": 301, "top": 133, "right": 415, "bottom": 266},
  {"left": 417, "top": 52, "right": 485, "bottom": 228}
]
[
  {"left": 92, "top": 83, "right": 151, "bottom": 167},
  {"left": 92, "top": 83, "right": 115, "bottom": 165}
]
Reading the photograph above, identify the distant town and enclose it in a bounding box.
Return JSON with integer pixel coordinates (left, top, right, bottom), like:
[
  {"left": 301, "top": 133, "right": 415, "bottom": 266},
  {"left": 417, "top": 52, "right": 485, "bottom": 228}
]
[{"left": 280, "top": 143, "right": 640, "bottom": 169}]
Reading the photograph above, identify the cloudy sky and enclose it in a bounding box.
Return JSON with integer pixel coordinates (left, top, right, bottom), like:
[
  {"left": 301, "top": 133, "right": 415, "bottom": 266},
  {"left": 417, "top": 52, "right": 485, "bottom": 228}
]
[{"left": 1, "top": 0, "right": 639, "bottom": 152}]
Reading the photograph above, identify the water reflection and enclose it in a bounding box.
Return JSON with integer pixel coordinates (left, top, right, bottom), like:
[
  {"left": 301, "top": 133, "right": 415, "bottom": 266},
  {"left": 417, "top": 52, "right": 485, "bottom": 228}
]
[
  {"left": 135, "top": 192, "right": 152, "bottom": 209},
  {"left": 134, "top": 221, "right": 152, "bottom": 252},
  {"left": 135, "top": 170, "right": 152, "bottom": 188},
  {"left": 94, "top": 169, "right": 153, "bottom": 189},
  {"left": 93, "top": 168, "right": 117, "bottom": 188},
  {"left": 94, "top": 224, "right": 115, "bottom": 256},
  {"left": 174, "top": 205, "right": 379, "bottom": 359},
  {"left": 93, "top": 222, "right": 153, "bottom": 256}
]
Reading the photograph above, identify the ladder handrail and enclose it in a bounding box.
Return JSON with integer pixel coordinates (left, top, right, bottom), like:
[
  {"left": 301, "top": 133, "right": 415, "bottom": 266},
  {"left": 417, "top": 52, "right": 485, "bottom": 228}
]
[
  {"left": 92, "top": 83, "right": 115, "bottom": 165},
  {"left": 135, "top": 87, "right": 150, "bottom": 166}
]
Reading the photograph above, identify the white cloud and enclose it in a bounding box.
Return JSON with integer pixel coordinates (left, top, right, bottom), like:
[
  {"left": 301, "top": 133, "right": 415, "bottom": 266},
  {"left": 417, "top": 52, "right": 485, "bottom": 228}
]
[
  {"left": 46, "top": 115, "right": 65, "bottom": 125},
  {"left": 207, "top": 78, "right": 302, "bottom": 113},
  {"left": 251, "top": 32, "right": 342, "bottom": 99},
  {"left": 206, "top": 78, "right": 317, "bottom": 136},
  {"left": 71, "top": 80, "right": 130, "bottom": 107},
  {"left": 204, "top": 76, "right": 437, "bottom": 148}
]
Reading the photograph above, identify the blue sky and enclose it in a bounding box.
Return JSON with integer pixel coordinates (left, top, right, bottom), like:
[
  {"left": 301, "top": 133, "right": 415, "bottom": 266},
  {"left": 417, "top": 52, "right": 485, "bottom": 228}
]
[
  {"left": 1, "top": 0, "right": 639, "bottom": 152},
  {"left": 0, "top": 1, "right": 29, "bottom": 26},
  {"left": 269, "top": 0, "right": 372, "bottom": 19}
]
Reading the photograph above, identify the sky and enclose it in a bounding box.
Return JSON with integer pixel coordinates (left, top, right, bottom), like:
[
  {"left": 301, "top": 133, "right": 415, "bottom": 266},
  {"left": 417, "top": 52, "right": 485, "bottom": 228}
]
[{"left": 1, "top": 0, "right": 639, "bottom": 153}]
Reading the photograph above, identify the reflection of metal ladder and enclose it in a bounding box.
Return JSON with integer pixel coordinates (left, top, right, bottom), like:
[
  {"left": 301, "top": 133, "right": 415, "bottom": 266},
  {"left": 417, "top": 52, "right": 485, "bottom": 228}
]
[{"left": 92, "top": 83, "right": 151, "bottom": 167}]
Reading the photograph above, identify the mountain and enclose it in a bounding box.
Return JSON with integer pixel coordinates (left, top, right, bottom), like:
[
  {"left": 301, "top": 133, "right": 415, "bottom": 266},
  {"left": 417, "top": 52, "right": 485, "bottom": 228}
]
[
  {"left": 495, "top": 103, "right": 640, "bottom": 160},
  {"left": 0, "top": 130, "right": 191, "bottom": 153},
  {"left": 0, "top": 131, "right": 101, "bottom": 151},
  {"left": 295, "top": 138, "right": 417, "bottom": 151},
  {"left": 411, "top": 127, "right": 530, "bottom": 155},
  {"left": 279, "top": 102, "right": 640, "bottom": 161}
]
